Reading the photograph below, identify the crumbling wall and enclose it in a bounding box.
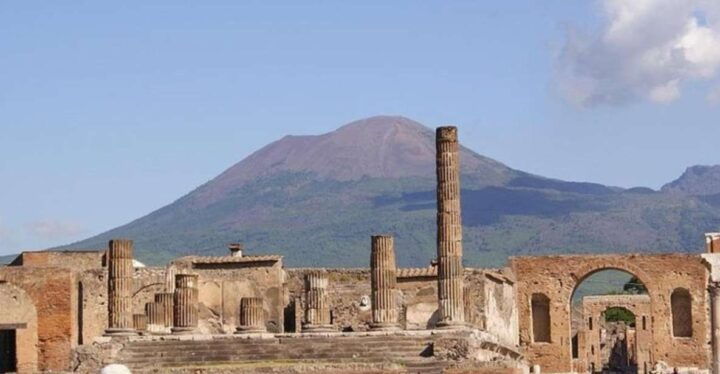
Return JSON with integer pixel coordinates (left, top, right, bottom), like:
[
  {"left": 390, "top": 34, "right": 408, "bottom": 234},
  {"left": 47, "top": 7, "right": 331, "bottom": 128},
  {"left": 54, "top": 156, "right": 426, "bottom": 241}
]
[
  {"left": 511, "top": 254, "right": 710, "bottom": 373},
  {"left": 0, "top": 282, "right": 38, "bottom": 373},
  {"left": 11, "top": 250, "right": 104, "bottom": 271},
  {"left": 0, "top": 267, "right": 77, "bottom": 372}
]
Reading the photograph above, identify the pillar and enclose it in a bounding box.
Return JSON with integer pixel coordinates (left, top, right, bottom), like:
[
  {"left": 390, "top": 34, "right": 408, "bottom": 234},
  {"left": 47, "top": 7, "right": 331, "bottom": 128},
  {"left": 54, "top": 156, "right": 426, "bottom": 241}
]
[
  {"left": 235, "top": 297, "right": 267, "bottom": 333},
  {"left": 172, "top": 274, "right": 198, "bottom": 334},
  {"left": 133, "top": 314, "right": 148, "bottom": 333},
  {"left": 105, "top": 239, "right": 136, "bottom": 335},
  {"left": 435, "top": 126, "right": 465, "bottom": 328},
  {"left": 708, "top": 233, "right": 720, "bottom": 253},
  {"left": 711, "top": 283, "right": 720, "bottom": 374},
  {"left": 302, "top": 271, "right": 334, "bottom": 332},
  {"left": 155, "top": 292, "right": 174, "bottom": 330},
  {"left": 145, "top": 302, "right": 163, "bottom": 334},
  {"left": 370, "top": 235, "right": 400, "bottom": 330}
]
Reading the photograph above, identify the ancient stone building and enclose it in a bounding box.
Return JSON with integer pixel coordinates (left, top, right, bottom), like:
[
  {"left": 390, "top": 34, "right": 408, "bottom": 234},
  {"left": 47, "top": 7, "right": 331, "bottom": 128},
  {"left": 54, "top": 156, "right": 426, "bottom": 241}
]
[{"left": 0, "top": 125, "right": 717, "bottom": 373}]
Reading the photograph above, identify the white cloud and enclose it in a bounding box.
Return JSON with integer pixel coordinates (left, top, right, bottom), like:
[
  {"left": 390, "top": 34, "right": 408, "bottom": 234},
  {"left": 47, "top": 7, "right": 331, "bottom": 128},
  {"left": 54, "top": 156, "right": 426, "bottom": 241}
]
[
  {"left": 25, "top": 219, "right": 86, "bottom": 241},
  {"left": 557, "top": 0, "right": 720, "bottom": 106}
]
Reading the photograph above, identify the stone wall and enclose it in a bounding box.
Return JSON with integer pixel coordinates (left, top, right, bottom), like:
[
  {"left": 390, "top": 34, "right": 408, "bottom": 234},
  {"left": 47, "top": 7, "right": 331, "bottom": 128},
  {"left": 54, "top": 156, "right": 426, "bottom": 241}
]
[
  {"left": 511, "top": 254, "right": 710, "bottom": 373},
  {"left": 0, "top": 281, "right": 38, "bottom": 373},
  {"left": 0, "top": 266, "right": 77, "bottom": 372},
  {"left": 10, "top": 250, "right": 104, "bottom": 271}
]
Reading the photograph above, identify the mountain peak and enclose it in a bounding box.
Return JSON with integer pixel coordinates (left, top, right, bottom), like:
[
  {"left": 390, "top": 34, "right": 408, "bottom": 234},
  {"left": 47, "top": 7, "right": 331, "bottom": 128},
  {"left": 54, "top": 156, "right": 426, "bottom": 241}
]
[
  {"left": 193, "top": 116, "right": 515, "bottom": 204},
  {"left": 661, "top": 165, "right": 720, "bottom": 196}
]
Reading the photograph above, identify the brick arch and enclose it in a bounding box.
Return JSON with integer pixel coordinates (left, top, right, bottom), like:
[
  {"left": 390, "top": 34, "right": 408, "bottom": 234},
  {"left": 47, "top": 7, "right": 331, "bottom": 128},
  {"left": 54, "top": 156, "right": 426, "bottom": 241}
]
[
  {"left": 568, "top": 261, "right": 655, "bottom": 303},
  {"left": 0, "top": 282, "right": 38, "bottom": 373}
]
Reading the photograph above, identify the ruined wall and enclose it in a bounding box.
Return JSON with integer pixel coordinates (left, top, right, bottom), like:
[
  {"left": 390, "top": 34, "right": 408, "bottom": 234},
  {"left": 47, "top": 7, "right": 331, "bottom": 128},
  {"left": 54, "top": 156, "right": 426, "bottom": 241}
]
[
  {"left": 579, "top": 294, "right": 652, "bottom": 374},
  {"left": 0, "top": 282, "right": 38, "bottom": 374},
  {"left": 11, "top": 250, "right": 104, "bottom": 271},
  {"left": 171, "top": 260, "right": 286, "bottom": 333},
  {"left": 511, "top": 254, "right": 710, "bottom": 373},
  {"left": 78, "top": 269, "right": 107, "bottom": 345},
  {"left": 0, "top": 267, "right": 77, "bottom": 372},
  {"left": 284, "top": 267, "right": 517, "bottom": 340}
]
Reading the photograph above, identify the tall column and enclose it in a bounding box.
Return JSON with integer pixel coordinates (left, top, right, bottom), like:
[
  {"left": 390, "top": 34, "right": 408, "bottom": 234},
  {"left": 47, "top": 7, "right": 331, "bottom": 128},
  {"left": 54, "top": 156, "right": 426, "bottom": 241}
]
[
  {"left": 145, "top": 302, "right": 163, "bottom": 334},
  {"left": 370, "top": 235, "right": 400, "bottom": 331},
  {"left": 105, "top": 239, "right": 136, "bottom": 336},
  {"left": 155, "top": 292, "right": 174, "bottom": 330},
  {"left": 236, "top": 297, "right": 267, "bottom": 333},
  {"left": 302, "top": 271, "right": 334, "bottom": 332},
  {"left": 172, "top": 274, "right": 198, "bottom": 334},
  {"left": 435, "top": 126, "right": 465, "bottom": 328},
  {"left": 711, "top": 283, "right": 720, "bottom": 374}
]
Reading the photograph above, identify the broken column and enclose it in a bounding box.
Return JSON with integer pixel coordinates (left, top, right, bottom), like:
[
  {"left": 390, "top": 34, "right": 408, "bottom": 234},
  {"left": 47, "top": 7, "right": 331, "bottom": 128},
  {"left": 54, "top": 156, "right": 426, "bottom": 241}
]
[
  {"left": 302, "top": 271, "right": 334, "bottom": 332},
  {"left": 172, "top": 274, "right": 198, "bottom": 334},
  {"left": 105, "top": 239, "right": 137, "bottom": 336},
  {"left": 133, "top": 314, "right": 148, "bottom": 333},
  {"left": 155, "top": 292, "right": 174, "bottom": 331},
  {"left": 712, "top": 283, "right": 720, "bottom": 374},
  {"left": 145, "top": 302, "right": 164, "bottom": 334},
  {"left": 435, "top": 126, "right": 465, "bottom": 328},
  {"left": 370, "top": 235, "right": 400, "bottom": 330},
  {"left": 236, "top": 297, "right": 267, "bottom": 333}
]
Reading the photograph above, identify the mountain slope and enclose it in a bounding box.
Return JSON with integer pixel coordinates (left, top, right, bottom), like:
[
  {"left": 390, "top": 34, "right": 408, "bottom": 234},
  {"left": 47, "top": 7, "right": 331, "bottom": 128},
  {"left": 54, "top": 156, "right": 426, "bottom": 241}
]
[{"left": 62, "top": 116, "right": 720, "bottom": 267}]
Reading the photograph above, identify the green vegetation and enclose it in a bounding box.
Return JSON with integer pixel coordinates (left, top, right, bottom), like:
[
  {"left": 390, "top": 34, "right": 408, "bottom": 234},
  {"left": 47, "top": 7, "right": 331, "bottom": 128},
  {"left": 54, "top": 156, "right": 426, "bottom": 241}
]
[
  {"left": 605, "top": 307, "right": 636, "bottom": 326},
  {"left": 62, "top": 170, "right": 720, "bottom": 267}
]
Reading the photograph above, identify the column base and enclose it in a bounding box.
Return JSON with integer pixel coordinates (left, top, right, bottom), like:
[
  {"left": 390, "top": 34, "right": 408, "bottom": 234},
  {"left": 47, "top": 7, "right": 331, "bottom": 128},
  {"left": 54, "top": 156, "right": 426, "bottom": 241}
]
[
  {"left": 104, "top": 328, "right": 138, "bottom": 337},
  {"left": 369, "top": 322, "right": 401, "bottom": 331},
  {"left": 171, "top": 326, "right": 198, "bottom": 335},
  {"left": 435, "top": 320, "right": 468, "bottom": 330},
  {"left": 235, "top": 325, "right": 267, "bottom": 334},
  {"left": 302, "top": 323, "right": 335, "bottom": 333}
]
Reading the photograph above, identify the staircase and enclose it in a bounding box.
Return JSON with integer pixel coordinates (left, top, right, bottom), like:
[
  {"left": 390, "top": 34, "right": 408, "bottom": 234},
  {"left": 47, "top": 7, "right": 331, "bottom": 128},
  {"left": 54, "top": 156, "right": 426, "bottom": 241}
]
[{"left": 116, "top": 334, "right": 450, "bottom": 373}]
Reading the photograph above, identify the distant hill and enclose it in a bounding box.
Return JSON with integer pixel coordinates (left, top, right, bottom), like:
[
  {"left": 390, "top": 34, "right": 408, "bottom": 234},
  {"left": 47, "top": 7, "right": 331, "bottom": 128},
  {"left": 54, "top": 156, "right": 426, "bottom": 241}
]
[
  {"left": 662, "top": 165, "right": 720, "bottom": 196},
  {"left": 60, "top": 116, "right": 720, "bottom": 267}
]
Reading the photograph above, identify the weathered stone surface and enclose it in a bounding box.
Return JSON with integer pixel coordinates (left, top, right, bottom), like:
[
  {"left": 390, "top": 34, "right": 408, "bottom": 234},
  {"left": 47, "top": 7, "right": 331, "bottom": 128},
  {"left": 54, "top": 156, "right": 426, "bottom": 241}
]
[
  {"left": 172, "top": 274, "right": 199, "bottom": 334},
  {"left": 435, "top": 126, "right": 465, "bottom": 328},
  {"left": 236, "top": 297, "right": 266, "bottom": 333},
  {"left": 512, "top": 254, "right": 710, "bottom": 373},
  {"left": 303, "top": 271, "right": 335, "bottom": 332},
  {"left": 106, "top": 239, "right": 136, "bottom": 336},
  {"left": 370, "top": 235, "right": 400, "bottom": 330}
]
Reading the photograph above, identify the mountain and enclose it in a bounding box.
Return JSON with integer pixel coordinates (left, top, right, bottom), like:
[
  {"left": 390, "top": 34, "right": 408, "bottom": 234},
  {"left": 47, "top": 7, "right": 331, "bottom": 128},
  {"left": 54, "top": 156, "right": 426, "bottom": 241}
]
[
  {"left": 61, "top": 116, "right": 720, "bottom": 267},
  {"left": 662, "top": 165, "right": 720, "bottom": 196}
]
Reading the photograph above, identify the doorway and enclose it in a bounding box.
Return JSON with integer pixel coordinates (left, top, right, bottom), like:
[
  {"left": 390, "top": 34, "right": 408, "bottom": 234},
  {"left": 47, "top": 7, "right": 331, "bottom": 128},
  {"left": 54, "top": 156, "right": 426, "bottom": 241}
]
[{"left": 0, "top": 329, "right": 16, "bottom": 373}]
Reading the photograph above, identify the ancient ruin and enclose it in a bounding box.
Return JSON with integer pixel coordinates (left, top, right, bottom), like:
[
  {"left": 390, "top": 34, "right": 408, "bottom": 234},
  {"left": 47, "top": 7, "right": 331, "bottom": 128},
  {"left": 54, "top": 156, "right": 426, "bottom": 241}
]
[{"left": 0, "top": 125, "right": 718, "bottom": 373}]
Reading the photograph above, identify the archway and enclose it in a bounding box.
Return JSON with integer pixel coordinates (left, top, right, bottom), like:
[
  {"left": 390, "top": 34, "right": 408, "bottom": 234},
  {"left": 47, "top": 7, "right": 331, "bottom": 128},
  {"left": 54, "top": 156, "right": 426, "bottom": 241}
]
[
  {"left": 0, "top": 282, "right": 38, "bottom": 373},
  {"left": 570, "top": 268, "right": 650, "bottom": 374}
]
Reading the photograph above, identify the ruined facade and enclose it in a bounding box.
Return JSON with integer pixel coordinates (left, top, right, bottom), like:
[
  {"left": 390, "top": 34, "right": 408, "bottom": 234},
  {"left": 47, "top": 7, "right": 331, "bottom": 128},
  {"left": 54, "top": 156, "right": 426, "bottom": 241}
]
[{"left": 0, "top": 125, "right": 717, "bottom": 373}]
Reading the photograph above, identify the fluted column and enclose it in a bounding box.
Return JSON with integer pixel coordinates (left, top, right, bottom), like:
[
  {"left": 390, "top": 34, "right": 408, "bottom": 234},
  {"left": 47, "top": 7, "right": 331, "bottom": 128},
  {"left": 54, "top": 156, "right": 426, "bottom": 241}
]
[
  {"left": 133, "top": 314, "right": 148, "bottom": 333},
  {"left": 302, "top": 271, "right": 334, "bottom": 332},
  {"left": 145, "top": 302, "right": 163, "bottom": 334},
  {"left": 370, "top": 235, "right": 400, "bottom": 330},
  {"left": 435, "top": 126, "right": 465, "bottom": 328},
  {"left": 155, "top": 292, "right": 174, "bottom": 332},
  {"left": 105, "top": 239, "right": 136, "bottom": 336},
  {"left": 711, "top": 283, "right": 720, "bottom": 374},
  {"left": 172, "top": 274, "right": 198, "bottom": 334},
  {"left": 235, "top": 297, "right": 267, "bottom": 333}
]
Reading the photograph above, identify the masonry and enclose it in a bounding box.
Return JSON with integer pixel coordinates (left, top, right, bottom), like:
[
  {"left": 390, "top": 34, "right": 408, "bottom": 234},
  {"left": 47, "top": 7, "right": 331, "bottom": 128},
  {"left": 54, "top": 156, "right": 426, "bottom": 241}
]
[{"left": 1, "top": 125, "right": 717, "bottom": 373}]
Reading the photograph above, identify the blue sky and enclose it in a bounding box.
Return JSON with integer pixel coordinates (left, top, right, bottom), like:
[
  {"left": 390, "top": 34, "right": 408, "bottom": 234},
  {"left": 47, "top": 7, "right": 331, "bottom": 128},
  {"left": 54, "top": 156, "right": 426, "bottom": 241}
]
[{"left": 2, "top": 1, "right": 720, "bottom": 254}]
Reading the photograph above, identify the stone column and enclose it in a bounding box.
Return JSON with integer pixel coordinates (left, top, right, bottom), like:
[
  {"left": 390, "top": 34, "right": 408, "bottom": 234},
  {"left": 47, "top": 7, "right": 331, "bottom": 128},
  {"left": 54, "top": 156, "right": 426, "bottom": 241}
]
[
  {"left": 105, "top": 239, "right": 136, "bottom": 335},
  {"left": 236, "top": 297, "right": 267, "bottom": 333},
  {"left": 302, "top": 271, "right": 334, "bottom": 332},
  {"left": 133, "top": 314, "right": 148, "bottom": 333},
  {"left": 435, "top": 126, "right": 465, "bottom": 328},
  {"left": 155, "top": 292, "right": 174, "bottom": 330},
  {"left": 145, "top": 302, "right": 163, "bottom": 334},
  {"left": 708, "top": 233, "right": 720, "bottom": 253},
  {"left": 711, "top": 283, "right": 720, "bottom": 374},
  {"left": 172, "top": 274, "right": 198, "bottom": 334},
  {"left": 370, "top": 235, "right": 400, "bottom": 330}
]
